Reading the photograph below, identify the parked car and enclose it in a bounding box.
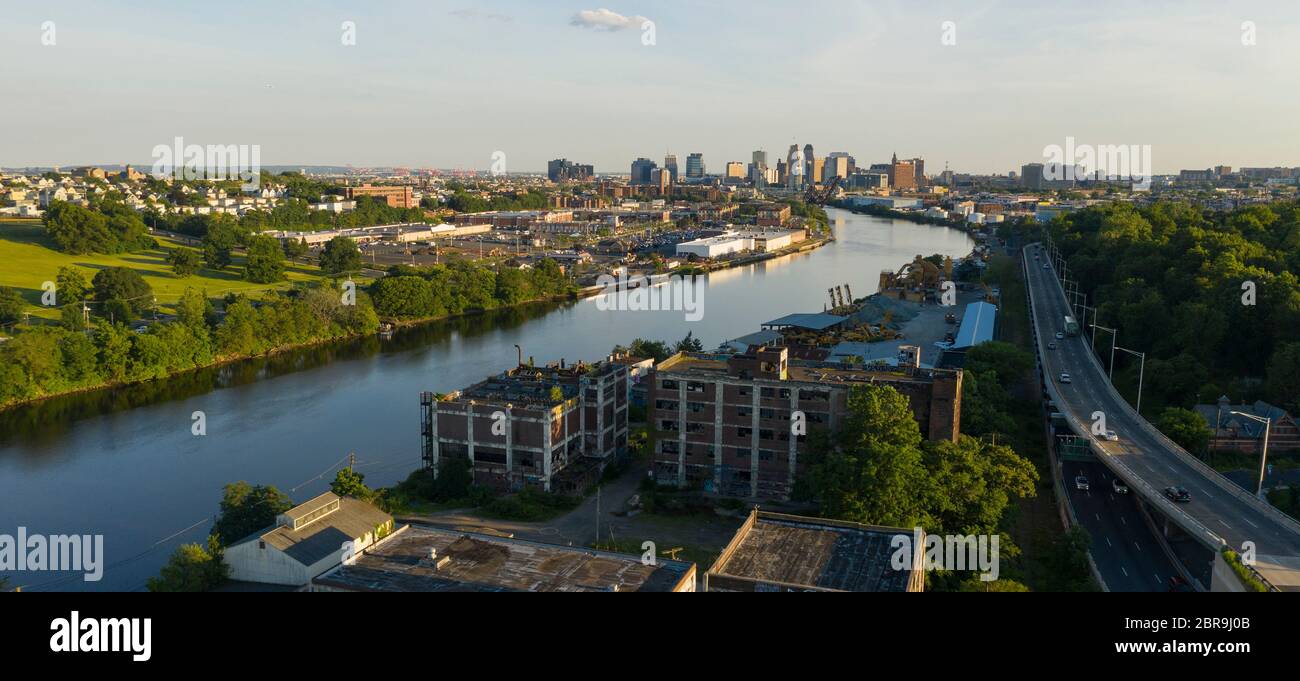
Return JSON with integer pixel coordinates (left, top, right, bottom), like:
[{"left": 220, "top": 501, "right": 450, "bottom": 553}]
[
  {"left": 1163, "top": 486, "right": 1191, "bottom": 503},
  {"left": 1112, "top": 478, "right": 1129, "bottom": 494},
  {"left": 1047, "top": 342, "right": 1057, "bottom": 350},
  {"left": 1059, "top": 372, "right": 1072, "bottom": 384},
  {"left": 1075, "top": 475, "right": 1090, "bottom": 491},
  {"left": 1055, "top": 331, "right": 1065, "bottom": 340}
]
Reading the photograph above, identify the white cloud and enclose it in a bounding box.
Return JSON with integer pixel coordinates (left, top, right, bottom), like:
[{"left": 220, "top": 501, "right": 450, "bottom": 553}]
[{"left": 570, "top": 8, "right": 649, "bottom": 32}]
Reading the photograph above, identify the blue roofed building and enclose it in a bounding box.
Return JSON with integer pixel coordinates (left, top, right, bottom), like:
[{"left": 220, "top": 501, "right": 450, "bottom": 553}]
[{"left": 952, "top": 301, "right": 997, "bottom": 349}]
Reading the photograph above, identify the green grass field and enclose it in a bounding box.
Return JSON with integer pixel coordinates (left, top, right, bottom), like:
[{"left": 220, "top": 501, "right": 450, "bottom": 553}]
[{"left": 0, "top": 218, "right": 331, "bottom": 321}]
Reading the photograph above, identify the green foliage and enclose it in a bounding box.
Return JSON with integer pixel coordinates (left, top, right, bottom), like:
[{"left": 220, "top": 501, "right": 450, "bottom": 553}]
[
  {"left": 674, "top": 331, "right": 705, "bottom": 353},
  {"left": 480, "top": 487, "right": 581, "bottom": 521},
  {"left": 0, "top": 286, "right": 25, "bottom": 323},
  {"left": 330, "top": 468, "right": 373, "bottom": 500},
  {"left": 243, "top": 235, "right": 285, "bottom": 284},
  {"left": 1156, "top": 407, "right": 1212, "bottom": 456},
  {"left": 91, "top": 266, "right": 153, "bottom": 319},
  {"left": 146, "top": 535, "right": 229, "bottom": 592},
  {"left": 1049, "top": 200, "right": 1300, "bottom": 412},
  {"left": 168, "top": 247, "right": 202, "bottom": 277},
  {"left": 1222, "top": 549, "right": 1270, "bottom": 592},
  {"left": 800, "top": 384, "right": 1038, "bottom": 543},
  {"left": 319, "top": 236, "right": 362, "bottom": 275},
  {"left": 367, "top": 258, "right": 574, "bottom": 320},
  {"left": 201, "top": 217, "right": 239, "bottom": 270},
  {"left": 964, "top": 341, "right": 1033, "bottom": 388},
  {"left": 211, "top": 482, "right": 293, "bottom": 545},
  {"left": 611, "top": 338, "right": 672, "bottom": 362},
  {"left": 56, "top": 266, "right": 90, "bottom": 302}
]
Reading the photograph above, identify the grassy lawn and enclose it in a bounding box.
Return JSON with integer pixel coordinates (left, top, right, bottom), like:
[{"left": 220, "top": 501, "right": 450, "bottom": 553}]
[{"left": 0, "top": 218, "right": 333, "bottom": 321}]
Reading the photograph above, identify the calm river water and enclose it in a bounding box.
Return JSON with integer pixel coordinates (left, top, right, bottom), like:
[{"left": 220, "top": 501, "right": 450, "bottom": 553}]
[{"left": 0, "top": 207, "right": 973, "bottom": 590}]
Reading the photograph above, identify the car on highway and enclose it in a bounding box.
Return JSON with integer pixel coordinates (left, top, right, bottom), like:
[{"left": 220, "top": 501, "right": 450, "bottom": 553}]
[
  {"left": 1059, "top": 372, "right": 1072, "bottom": 383},
  {"left": 1112, "top": 478, "right": 1129, "bottom": 494},
  {"left": 1097, "top": 430, "right": 1118, "bottom": 441},
  {"left": 1163, "top": 486, "right": 1191, "bottom": 503},
  {"left": 1042, "top": 263, "right": 1050, "bottom": 269},
  {"left": 1055, "top": 331, "right": 1064, "bottom": 340},
  {"left": 1047, "top": 341, "right": 1057, "bottom": 350},
  {"left": 1075, "top": 475, "right": 1090, "bottom": 491}
]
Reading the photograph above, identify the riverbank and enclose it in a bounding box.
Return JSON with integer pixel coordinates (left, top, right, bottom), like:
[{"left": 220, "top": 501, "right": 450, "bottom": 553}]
[{"left": 0, "top": 207, "right": 975, "bottom": 591}]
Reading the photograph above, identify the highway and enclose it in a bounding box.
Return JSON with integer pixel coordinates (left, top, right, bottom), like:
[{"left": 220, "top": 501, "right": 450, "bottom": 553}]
[
  {"left": 1024, "top": 244, "right": 1300, "bottom": 562},
  {"left": 1062, "top": 460, "right": 1177, "bottom": 591}
]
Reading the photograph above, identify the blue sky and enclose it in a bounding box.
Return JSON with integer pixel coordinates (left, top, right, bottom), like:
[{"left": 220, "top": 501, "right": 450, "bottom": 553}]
[{"left": 2, "top": 0, "right": 1299, "bottom": 174}]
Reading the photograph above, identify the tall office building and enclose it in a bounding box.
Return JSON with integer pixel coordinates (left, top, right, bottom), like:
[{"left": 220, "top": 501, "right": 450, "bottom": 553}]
[
  {"left": 547, "top": 158, "right": 594, "bottom": 182},
  {"left": 825, "top": 152, "right": 854, "bottom": 182},
  {"left": 725, "top": 161, "right": 746, "bottom": 180},
  {"left": 889, "top": 152, "right": 917, "bottom": 190},
  {"left": 752, "top": 150, "right": 768, "bottom": 169},
  {"left": 685, "top": 153, "right": 705, "bottom": 179},
  {"left": 786, "top": 144, "right": 805, "bottom": 190},
  {"left": 803, "top": 144, "right": 815, "bottom": 186},
  {"left": 664, "top": 154, "right": 679, "bottom": 184},
  {"left": 630, "top": 157, "right": 658, "bottom": 185}
]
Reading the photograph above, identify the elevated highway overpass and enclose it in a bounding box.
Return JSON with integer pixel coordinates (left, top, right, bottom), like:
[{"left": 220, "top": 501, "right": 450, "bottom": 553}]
[{"left": 1022, "top": 243, "right": 1300, "bottom": 590}]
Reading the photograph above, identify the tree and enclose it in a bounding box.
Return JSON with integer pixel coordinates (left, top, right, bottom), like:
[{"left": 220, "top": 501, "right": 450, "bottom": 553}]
[
  {"left": 283, "top": 237, "right": 309, "bottom": 260},
  {"left": 243, "top": 235, "right": 285, "bottom": 284},
  {"left": 675, "top": 331, "right": 705, "bottom": 353},
  {"left": 921, "top": 436, "right": 1038, "bottom": 536},
  {"left": 805, "top": 384, "right": 929, "bottom": 527},
  {"left": 42, "top": 201, "right": 116, "bottom": 254},
  {"left": 202, "top": 219, "right": 239, "bottom": 270},
  {"left": 210, "top": 482, "right": 293, "bottom": 545},
  {"left": 319, "top": 236, "right": 362, "bottom": 275},
  {"left": 1157, "top": 407, "right": 1212, "bottom": 456},
  {"left": 56, "top": 266, "right": 90, "bottom": 303},
  {"left": 612, "top": 338, "right": 671, "bottom": 362},
  {"left": 146, "top": 535, "right": 229, "bottom": 592},
  {"left": 176, "top": 288, "right": 213, "bottom": 331},
  {"left": 91, "top": 267, "right": 153, "bottom": 318},
  {"left": 330, "top": 468, "right": 372, "bottom": 500},
  {"left": 964, "top": 341, "right": 1033, "bottom": 389},
  {"left": 0, "top": 287, "right": 25, "bottom": 324},
  {"left": 168, "top": 248, "right": 202, "bottom": 277}
]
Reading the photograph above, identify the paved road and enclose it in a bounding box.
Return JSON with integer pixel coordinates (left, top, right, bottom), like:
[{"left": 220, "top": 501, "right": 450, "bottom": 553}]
[
  {"left": 1063, "top": 460, "right": 1176, "bottom": 591},
  {"left": 1026, "top": 244, "right": 1300, "bottom": 560}
]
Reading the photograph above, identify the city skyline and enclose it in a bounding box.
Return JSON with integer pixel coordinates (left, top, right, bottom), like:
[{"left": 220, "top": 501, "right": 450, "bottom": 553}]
[{"left": 4, "top": 1, "right": 1300, "bottom": 173}]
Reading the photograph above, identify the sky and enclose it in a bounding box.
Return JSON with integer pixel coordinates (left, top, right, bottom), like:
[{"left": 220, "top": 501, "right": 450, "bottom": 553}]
[{"left": 2, "top": 0, "right": 1300, "bottom": 175}]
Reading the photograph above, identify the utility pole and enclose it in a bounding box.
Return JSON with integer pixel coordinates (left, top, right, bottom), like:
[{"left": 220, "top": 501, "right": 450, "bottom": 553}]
[{"left": 348, "top": 451, "right": 356, "bottom": 473}]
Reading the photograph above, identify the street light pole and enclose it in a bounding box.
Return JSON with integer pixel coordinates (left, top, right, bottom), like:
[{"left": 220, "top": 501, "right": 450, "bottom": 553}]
[
  {"left": 1092, "top": 324, "right": 1118, "bottom": 379},
  {"left": 1230, "top": 411, "right": 1273, "bottom": 497},
  {"left": 1115, "top": 346, "right": 1146, "bottom": 414}
]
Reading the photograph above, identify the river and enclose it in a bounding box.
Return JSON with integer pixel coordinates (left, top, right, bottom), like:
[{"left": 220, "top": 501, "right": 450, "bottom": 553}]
[{"left": 0, "top": 207, "right": 974, "bottom": 590}]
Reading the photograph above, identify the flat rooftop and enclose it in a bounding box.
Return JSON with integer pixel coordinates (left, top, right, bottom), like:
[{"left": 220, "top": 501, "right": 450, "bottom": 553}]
[
  {"left": 656, "top": 353, "right": 944, "bottom": 386},
  {"left": 707, "top": 511, "right": 920, "bottom": 592},
  {"left": 314, "top": 525, "right": 696, "bottom": 592},
  {"left": 762, "top": 312, "right": 847, "bottom": 331}
]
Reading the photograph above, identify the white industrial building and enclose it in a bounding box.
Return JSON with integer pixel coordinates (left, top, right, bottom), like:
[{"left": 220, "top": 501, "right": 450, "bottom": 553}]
[
  {"left": 224, "top": 492, "right": 395, "bottom": 587},
  {"left": 676, "top": 233, "right": 754, "bottom": 258}
]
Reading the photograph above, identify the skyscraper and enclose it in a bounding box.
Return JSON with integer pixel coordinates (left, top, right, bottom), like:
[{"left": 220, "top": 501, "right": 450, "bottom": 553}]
[
  {"left": 664, "top": 154, "right": 678, "bottom": 184},
  {"left": 630, "top": 157, "right": 657, "bottom": 185},
  {"left": 803, "top": 144, "right": 815, "bottom": 186},
  {"left": 685, "top": 153, "right": 705, "bottom": 179},
  {"left": 786, "top": 144, "right": 805, "bottom": 190}
]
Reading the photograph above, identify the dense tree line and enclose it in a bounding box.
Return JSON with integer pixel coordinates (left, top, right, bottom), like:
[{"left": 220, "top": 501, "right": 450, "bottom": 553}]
[
  {"left": 42, "top": 200, "right": 156, "bottom": 254},
  {"left": 1034, "top": 201, "right": 1300, "bottom": 414},
  {"left": 444, "top": 185, "right": 549, "bottom": 213},
  {"left": 793, "top": 383, "right": 1039, "bottom": 590},
  {"left": 0, "top": 285, "right": 378, "bottom": 408},
  {"left": 368, "top": 258, "right": 572, "bottom": 319}
]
